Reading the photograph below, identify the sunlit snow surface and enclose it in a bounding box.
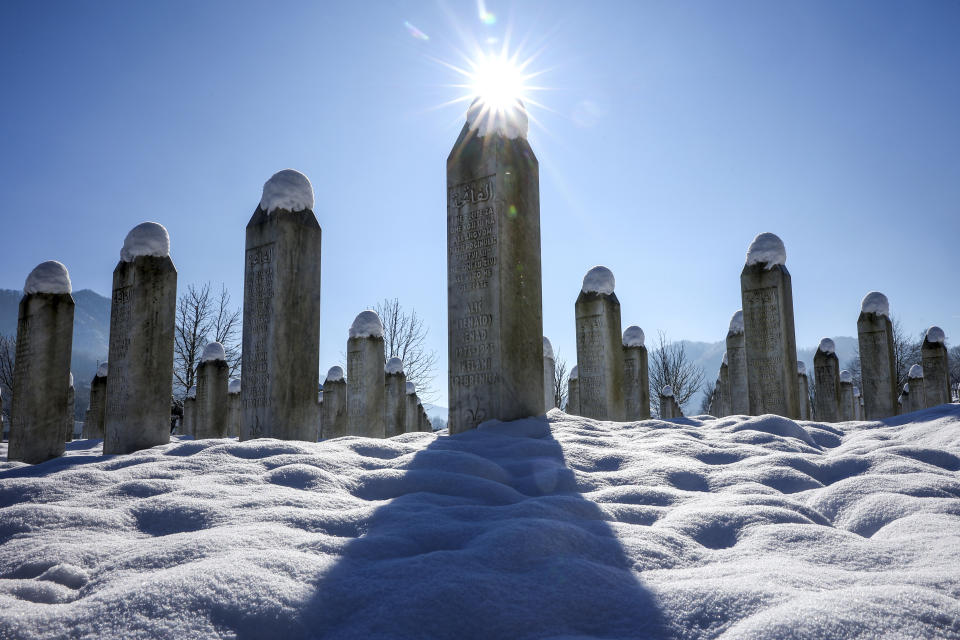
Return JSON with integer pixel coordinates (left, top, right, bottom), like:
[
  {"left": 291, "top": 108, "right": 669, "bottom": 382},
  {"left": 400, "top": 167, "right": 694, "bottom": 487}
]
[{"left": 2, "top": 406, "right": 960, "bottom": 639}]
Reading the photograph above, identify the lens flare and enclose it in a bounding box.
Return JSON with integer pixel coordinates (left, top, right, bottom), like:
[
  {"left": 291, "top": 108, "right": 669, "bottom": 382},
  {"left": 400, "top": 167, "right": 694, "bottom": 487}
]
[{"left": 469, "top": 51, "right": 527, "bottom": 111}]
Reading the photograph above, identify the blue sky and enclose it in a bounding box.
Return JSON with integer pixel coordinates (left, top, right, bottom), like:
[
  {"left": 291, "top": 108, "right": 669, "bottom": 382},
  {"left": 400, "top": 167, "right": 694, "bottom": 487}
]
[{"left": 2, "top": 1, "right": 958, "bottom": 406}]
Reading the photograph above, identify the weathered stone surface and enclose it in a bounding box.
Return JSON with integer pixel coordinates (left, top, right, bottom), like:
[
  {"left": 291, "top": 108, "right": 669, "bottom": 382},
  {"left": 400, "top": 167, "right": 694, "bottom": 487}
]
[
  {"left": 740, "top": 250, "right": 799, "bottom": 418},
  {"left": 419, "top": 402, "right": 431, "bottom": 432},
  {"left": 659, "top": 387, "right": 677, "bottom": 420},
  {"left": 241, "top": 178, "right": 322, "bottom": 441},
  {"left": 64, "top": 380, "right": 74, "bottom": 442},
  {"left": 543, "top": 337, "right": 556, "bottom": 411},
  {"left": 103, "top": 254, "right": 177, "bottom": 454},
  {"left": 385, "top": 367, "right": 407, "bottom": 438},
  {"left": 726, "top": 312, "right": 749, "bottom": 415},
  {"left": 347, "top": 332, "right": 386, "bottom": 439},
  {"left": 839, "top": 378, "right": 855, "bottom": 422},
  {"left": 183, "top": 388, "right": 196, "bottom": 437},
  {"left": 83, "top": 371, "right": 108, "bottom": 439},
  {"left": 575, "top": 281, "right": 625, "bottom": 420},
  {"left": 321, "top": 370, "right": 347, "bottom": 440},
  {"left": 797, "top": 364, "right": 811, "bottom": 421},
  {"left": 622, "top": 343, "right": 650, "bottom": 420},
  {"left": 405, "top": 382, "right": 419, "bottom": 436},
  {"left": 9, "top": 292, "right": 74, "bottom": 463},
  {"left": 857, "top": 310, "right": 897, "bottom": 419},
  {"left": 814, "top": 347, "right": 841, "bottom": 422},
  {"left": 718, "top": 360, "right": 731, "bottom": 417},
  {"left": 907, "top": 369, "right": 926, "bottom": 413},
  {"left": 195, "top": 358, "right": 229, "bottom": 439},
  {"left": 446, "top": 108, "right": 544, "bottom": 433},
  {"left": 921, "top": 336, "right": 950, "bottom": 408},
  {"left": 227, "top": 386, "right": 241, "bottom": 438},
  {"left": 567, "top": 366, "right": 580, "bottom": 415}
]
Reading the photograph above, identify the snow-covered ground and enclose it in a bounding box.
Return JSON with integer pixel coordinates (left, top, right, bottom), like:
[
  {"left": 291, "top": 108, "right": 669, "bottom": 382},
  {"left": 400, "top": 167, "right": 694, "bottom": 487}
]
[{"left": 2, "top": 406, "right": 959, "bottom": 639}]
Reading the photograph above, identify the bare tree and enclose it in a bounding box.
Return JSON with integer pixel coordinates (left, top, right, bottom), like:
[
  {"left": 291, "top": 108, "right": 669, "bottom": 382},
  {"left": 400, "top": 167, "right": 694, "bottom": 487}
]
[
  {"left": 553, "top": 353, "right": 568, "bottom": 410},
  {"left": 649, "top": 331, "right": 705, "bottom": 416},
  {"left": 374, "top": 298, "right": 438, "bottom": 403},
  {"left": 174, "top": 283, "right": 241, "bottom": 398},
  {"left": 700, "top": 380, "right": 716, "bottom": 414},
  {"left": 949, "top": 344, "right": 960, "bottom": 397},
  {"left": 0, "top": 333, "right": 15, "bottom": 420},
  {"left": 893, "top": 318, "right": 922, "bottom": 391}
]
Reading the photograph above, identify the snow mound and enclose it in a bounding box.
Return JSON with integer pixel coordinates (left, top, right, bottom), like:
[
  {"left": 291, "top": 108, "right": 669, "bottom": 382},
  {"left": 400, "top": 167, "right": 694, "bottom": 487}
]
[
  {"left": 623, "top": 326, "right": 645, "bottom": 348},
  {"left": 405, "top": 382, "right": 416, "bottom": 395},
  {"left": 186, "top": 385, "right": 196, "bottom": 399},
  {"left": 840, "top": 370, "right": 853, "bottom": 384},
  {"left": 661, "top": 385, "right": 674, "bottom": 397},
  {"left": 95, "top": 362, "right": 108, "bottom": 378},
  {"left": 926, "top": 326, "right": 946, "bottom": 344},
  {"left": 325, "top": 366, "right": 344, "bottom": 383},
  {"left": 728, "top": 310, "right": 744, "bottom": 336},
  {"left": 259, "top": 169, "right": 314, "bottom": 214},
  {"left": 569, "top": 365, "right": 579, "bottom": 380},
  {"left": 818, "top": 338, "right": 836, "bottom": 355},
  {"left": 228, "top": 379, "right": 241, "bottom": 394},
  {"left": 860, "top": 291, "right": 890, "bottom": 317},
  {"left": 542, "top": 337, "right": 554, "bottom": 360},
  {"left": 798, "top": 361, "right": 807, "bottom": 375},
  {"left": 909, "top": 364, "right": 924, "bottom": 379},
  {"left": 745, "top": 232, "right": 786, "bottom": 268},
  {"left": 200, "top": 342, "right": 226, "bottom": 363},
  {"left": 349, "top": 311, "right": 384, "bottom": 339},
  {"left": 581, "top": 266, "right": 615, "bottom": 295},
  {"left": 120, "top": 222, "right": 170, "bottom": 262},
  {"left": 2, "top": 405, "right": 960, "bottom": 638},
  {"left": 385, "top": 358, "right": 404, "bottom": 375},
  {"left": 465, "top": 97, "right": 528, "bottom": 140},
  {"left": 23, "top": 261, "right": 71, "bottom": 295}
]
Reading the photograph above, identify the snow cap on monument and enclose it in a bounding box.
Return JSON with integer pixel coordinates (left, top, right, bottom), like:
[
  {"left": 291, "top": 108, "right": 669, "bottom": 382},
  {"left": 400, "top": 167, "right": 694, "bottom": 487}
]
[
  {"left": 728, "top": 310, "right": 744, "bottom": 336},
  {"left": 405, "top": 381, "right": 416, "bottom": 395},
  {"left": 839, "top": 370, "right": 853, "bottom": 384},
  {"left": 96, "top": 361, "right": 109, "bottom": 378},
  {"left": 121, "top": 222, "right": 170, "bottom": 262},
  {"left": 325, "top": 366, "right": 344, "bottom": 382},
  {"left": 570, "top": 365, "right": 578, "bottom": 380},
  {"left": 201, "top": 342, "right": 226, "bottom": 363},
  {"left": 908, "top": 364, "right": 924, "bottom": 379},
  {"left": 745, "top": 233, "right": 786, "bottom": 269},
  {"left": 860, "top": 292, "right": 890, "bottom": 317},
  {"left": 24, "top": 260, "right": 71, "bottom": 295},
  {"left": 623, "top": 326, "right": 645, "bottom": 347},
  {"left": 349, "top": 310, "right": 384, "bottom": 339},
  {"left": 818, "top": 338, "right": 836, "bottom": 354},
  {"left": 385, "top": 357, "right": 404, "bottom": 374},
  {"left": 925, "top": 326, "right": 946, "bottom": 344},
  {"left": 465, "top": 97, "right": 528, "bottom": 140},
  {"left": 661, "top": 385, "right": 674, "bottom": 397},
  {"left": 542, "top": 337, "right": 554, "bottom": 361},
  {"left": 581, "top": 266, "right": 615, "bottom": 295},
  {"left": 228, "top": 379, "right": 241, "bottom": 394},
  {"left": 259, "top": 169, "right": 314, "bottom": 214}
]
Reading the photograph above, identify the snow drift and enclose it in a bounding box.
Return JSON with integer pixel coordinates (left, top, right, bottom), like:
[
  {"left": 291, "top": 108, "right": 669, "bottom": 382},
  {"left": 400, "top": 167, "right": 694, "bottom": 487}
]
[{"left": 1, "top": 406, "right": 960, "bottom": 639}]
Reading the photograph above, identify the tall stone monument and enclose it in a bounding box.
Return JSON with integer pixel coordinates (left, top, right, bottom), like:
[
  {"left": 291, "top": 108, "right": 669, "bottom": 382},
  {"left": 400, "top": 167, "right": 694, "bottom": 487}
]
[
  {"left": 740, "top": 233, "right": 799, "bottom": 417},
  {"left": 64, "top": 372, "right": 75, "bottom": 442},
  {"left": 8, "top": 261, "right": 75, "bottom": 464},
  {"left": 797, "top": 362, "right": 811, "bottom": 420},
  {"left": 384, "top": 357, "right": 407, "bottom": 438},
  {"left": 543, "top": 337, "right": 556, "bottom": 411},
  {"left": 227, "top": 379, "right": 241, "bottom": 437},
  {"left": 405, "top": 381, "right": 419, "bottom": 436},
  {"left": 921, "top": 326, "right": 950, "bottom": 408},
  {"left": 183, "top": 386, "right": 196, "bottom": 437},
  {"left": 659, "top": 386, "right": 676, "bottom": 420},
  {"left": 718, "top": 354, "right": 731, "bottom": 417},
  {"left": 83, "top": 362, "right": 109, "bottom": 438},
  {"left": 622, "top": 326, "right": 650, "bottom": 420},
  {"left": 567, "top": 366, "right": 580, "bottom": 415},
  {"left": 103, "top": 222, "right": 177, "bottom": 455},
  {"left": 321, "top": 366, "right": 347, "bottom": 439},
  {"left": 838, "top": 370, "right": 855, "bottom": 422},
  {"left": 242, "top": 169, "right": 322, "bottom": 441},
  {"left": 907, "top": 365, "right": 925, "bottom": 413},
  {"left": 347, "top": 310, "right": 386, "bottom": 438},
  {"left": 447, "top": 98, "right": 544, "bottom": 433},
  {"left": 725, "top": 310, "right": 749, "bottom": 415},
  {"left": 853, "top": 387, "right": 862, "bottom": 420},
  {"left": 575, "top": 266, "right": 626, "bottom": 421},
  {"left": 814, "top": 338, "right": 841, "bottom": 422},
  {"left": 856, "top": 292, "right": 897, "bottom": 419},
  {"left": 194, "top": 342, "right": 229, "bottom": 439}
]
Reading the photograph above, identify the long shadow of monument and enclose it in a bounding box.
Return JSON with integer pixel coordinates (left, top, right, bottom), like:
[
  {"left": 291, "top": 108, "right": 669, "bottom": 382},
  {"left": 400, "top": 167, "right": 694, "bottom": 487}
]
[{"left": 275, "top": 415, "right": 673, "bottom": 639}]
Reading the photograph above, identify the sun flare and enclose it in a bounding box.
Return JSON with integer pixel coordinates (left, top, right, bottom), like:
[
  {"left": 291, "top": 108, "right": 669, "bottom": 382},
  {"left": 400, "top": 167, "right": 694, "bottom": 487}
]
[{"left": 468, "top": 51, "right": 529, "bottom": 111}]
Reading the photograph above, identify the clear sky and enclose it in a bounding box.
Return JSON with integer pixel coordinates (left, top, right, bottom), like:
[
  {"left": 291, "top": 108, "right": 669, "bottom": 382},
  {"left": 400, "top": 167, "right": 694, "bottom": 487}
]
[{"left": 2, "top": 1, "right": 958, "bottom": 406}]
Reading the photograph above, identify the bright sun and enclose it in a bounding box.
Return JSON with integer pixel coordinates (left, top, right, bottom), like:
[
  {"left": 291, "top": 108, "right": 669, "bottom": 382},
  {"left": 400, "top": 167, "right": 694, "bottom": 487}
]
[{"left": 468, "top": 51, "right": 529, "bottom": 111}]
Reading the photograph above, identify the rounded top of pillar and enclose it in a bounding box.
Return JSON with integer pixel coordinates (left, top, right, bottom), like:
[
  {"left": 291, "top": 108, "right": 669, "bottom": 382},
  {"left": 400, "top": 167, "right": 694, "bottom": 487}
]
[
  {"left": 860, "top": 291, "right": 890, "bottom": 317},
  {"left": 201, "top": 342, "right": 227, "bottom": 363},
  {"left": 465, "top": 97, "right": 529, "bottom": 140},
  {"left": 326, "top": 366, "right": 344, "bottom": 382},
  {"left": 349, "top": 310, "right": 384, "bottom": 339},
  {"left": 569, "top": 365, "right": 578, "bottom": 380},
  {"left": 96, "top": 361, "right": 109, "bottom": 378},
  {"left": 542, "top": 337, "right": 554, "bottom": 360},
  {"left": 727, "top": 310, "right": 744, "bottom": 336},
  {"left": 797, "top": 361, "right": 806, "bottom": 375},
  {"left": 259, "top": 169, "right": 314, "bottom": 214},
  {"left": 817, "top": 338, "right": 836, "bottom": 355},
  {"left": 925, "top": 326, "right": 946, "bottom": 344},
  {"left": 623, "top": 326, "right": 645, "bottom": 347},
  {"left": 661, "top": 385, "right": 674, "bottom": 397},
  {"left": 581, "top": 266, "right": 615, "bottom": 295},
  {"left": 186, "top": 385, "right": 196, "bottom": 398},
  {"left": 839, "top": 370, "right": 853, "bottom": 383},
  {"left": 228, "top": 379, "right": 241, "bottom": 394},
  {"left": 24, "top": 260, "right": 71, "bottom": 295},
  {"left": 744, "top": 233, "right": 786, "bottom": 269},
  {"left": 405, "top": 381, "right": 417, "bottom": 395},
  {"left": 908, "top": 364, "right": 924, "bottom": 379},
  {"left": 121, "top": 222, "right": 170, "bottom": 262},
  {"left": 385, "top": 357, "right": 404, "bottom": 374}
]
